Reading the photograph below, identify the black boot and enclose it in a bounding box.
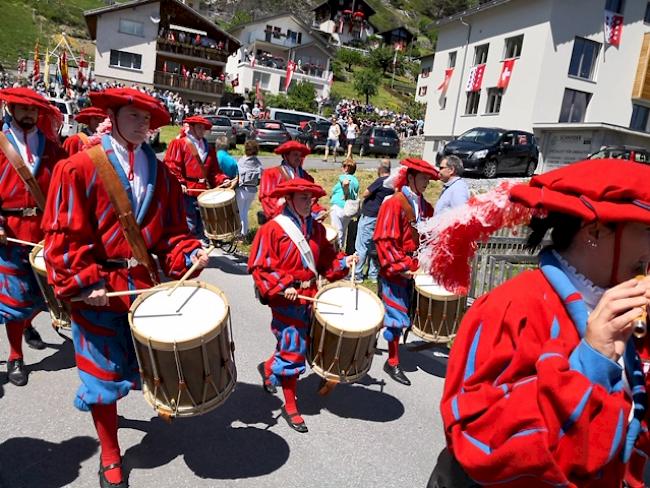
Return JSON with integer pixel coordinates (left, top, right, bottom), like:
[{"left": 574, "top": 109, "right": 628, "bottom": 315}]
[
  {"left": 7, "top": 359, "right": 28, "bottom": 386},
  {"left": 24, "top": 325, "right": 45, "bottom": 350},
  {"left": 383, "top": 360, "right": 411, "bottom": 386},
  {"left": 98, "top": 461, "right": 128, "bottom": 488},
  {"left": 257, "top": 362, "right": 276, "bottom": 394}
]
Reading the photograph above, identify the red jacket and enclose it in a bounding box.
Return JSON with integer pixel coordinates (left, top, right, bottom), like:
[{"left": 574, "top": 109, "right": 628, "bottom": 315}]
[
  {"left": 164, "top": 137, "right": 227, "bottom": 190},
  {"left": 0, "top": 131, "right": 66, "bottom": 241},
  {"left": 258, "top": 163, "right": 324, "bottom": 218},
  {"left": 42, "top": 141, "right": 201, "bottom": 312},
  {"left": 374, "top": 189, "right": 433, "bottom": 279},
  {"left": 442, "top": 268, "right": 650, "bottom": 487},
  {"left": 62, "top": 131, "right": 91, "bottom": 157}
]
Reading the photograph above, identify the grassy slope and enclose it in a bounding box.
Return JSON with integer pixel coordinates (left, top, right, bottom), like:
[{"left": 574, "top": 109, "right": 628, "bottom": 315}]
[{"left": 332, "top": 66, "right": 414, "bottom": 112}]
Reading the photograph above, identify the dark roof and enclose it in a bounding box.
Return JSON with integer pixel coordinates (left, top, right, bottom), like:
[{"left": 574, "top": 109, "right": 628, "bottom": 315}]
[
  {"left": 84, "top": 0, "right": 240, "bottom": 48},
  {"left": 377, "top": 25, "right": 415, "bottom": 37},
  {"left": 311, "top": 0, "right": 376, "bottom": 16},
  {"left": 433, "top": 0, "right": 513, "bottom": 28}
]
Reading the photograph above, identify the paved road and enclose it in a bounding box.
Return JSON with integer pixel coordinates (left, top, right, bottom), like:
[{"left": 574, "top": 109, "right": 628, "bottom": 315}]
[{"left": 0, "top": 249, "right": 449, "bottom": 488}]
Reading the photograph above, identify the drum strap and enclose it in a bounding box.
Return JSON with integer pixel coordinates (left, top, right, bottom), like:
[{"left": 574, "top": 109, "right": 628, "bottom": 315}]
[
  {"left": 396, "top": 192, "right": 419, "bottom": 244},
  {"left": 86, "top": 144, "right": 160, "bottom": 284},
  {"left": 77, "top": 132, "right": 90, "bottom": 145},
  {"left": 184, "top": 138, "right": 211, "bottom": 189},
  {"left": 0, "top": 131, "right": 46, "bottom": 211},
  {"left": 273, "top": 214, "right": 318, "bottom": 276}
]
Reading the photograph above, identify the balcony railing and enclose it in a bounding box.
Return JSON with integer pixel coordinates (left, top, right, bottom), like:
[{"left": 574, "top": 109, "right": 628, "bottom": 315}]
[
  {"left": 157, "top": 38, "right": 228, "bottom": 63},
  {"left": 241, "top": 59, "right": 329, "bottom": 80},
  {"left": 247, "top": 32, "right": 301, "bottom": 49},
  {"left": 154, "top": 71, "right": 224, "bottom": 96}
]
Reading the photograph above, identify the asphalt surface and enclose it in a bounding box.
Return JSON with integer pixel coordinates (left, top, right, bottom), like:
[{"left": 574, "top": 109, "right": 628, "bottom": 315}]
[{"left": 0, "top": 249, "right": 449, "bottom": 488}]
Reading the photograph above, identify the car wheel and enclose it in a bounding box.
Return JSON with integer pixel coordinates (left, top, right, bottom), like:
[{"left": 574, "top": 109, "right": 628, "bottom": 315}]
[
  {"left": 482, "top": 159, "right": 498, "bottom": 178},
  {"left": 524, "top": 160, "right": 537, "bottom": 177},
  {"left": 359, "top": 145, "right": 366, "bottom": 157}
]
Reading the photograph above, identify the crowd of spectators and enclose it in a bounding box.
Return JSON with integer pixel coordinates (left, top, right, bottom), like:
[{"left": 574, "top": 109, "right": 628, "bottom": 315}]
[{"left": 334, "top": 98, "right": 424, "bottom": 138}]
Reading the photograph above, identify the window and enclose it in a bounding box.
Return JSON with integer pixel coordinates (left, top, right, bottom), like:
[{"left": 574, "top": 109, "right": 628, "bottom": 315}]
[
  {"left": 119, "top": 19, "right": 144, "bottom": 37},
  {"left": 645, "top": 2, "right": 650, "bottom": 23},
  {"left": 465, "top": 91, "right": 481, "bottom": 115},
  {"left": 418, "top": 86, "right": 428, "bottom": 96},
  {"left": 273, "top": 26, "right": 282, "bottom": 39},
  {"left": 559, "top": 88, "right": 591, "bottom": 123},
  {"left": 421, "top": 67, "right": 431, "bottom": 78},
  {"left": 503, "top": 35, "right": 524, "bottom": 59},
  {"left": 252, "top": 71, "right": 271, "bottom": 89},
  {"left": 448, "top": 51, "right": 457, "bottom": 68},
  {"left": 109, "top": 50, "right": 142, "bottom": 70},
  {"left": 568, "top": 37, "right": 601, "bottom": 80},
  {"left": 440, "top": 96, "right": 447, "bottom": 110},
  {"left": 630, "top": 104, "right": 650, "bottom": 132},
  {"left": 474, "top": 44, "right": 489, "bottom": 65},
  {"left": 605, "top": 0, "right": 624, "bottom": 13},
  {"left": 485, "top": 88, "right": 503, "bottom": 114}
]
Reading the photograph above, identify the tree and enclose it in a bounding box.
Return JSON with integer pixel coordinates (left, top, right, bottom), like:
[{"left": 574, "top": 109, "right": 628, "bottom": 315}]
[
  {"left": 287, "top": 81, "right": 317, "bottom": 112},
  {"left": 403, "top": 99, "right": 426, "bottom": 120},
  {"left": 335, "top": 48, "right": 364, "bottom": 71},
  {"left": 369, "top": 46, "right": 394, "bottom": 75},
  {"left": 353, "top": 68, "right": 382, "bottom": 105}
]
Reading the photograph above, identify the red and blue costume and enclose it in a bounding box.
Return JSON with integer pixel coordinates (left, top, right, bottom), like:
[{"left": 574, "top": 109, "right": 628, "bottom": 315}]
[
  {"left": 438, "top": 160, "right": 650, "bottom": 487},
  {"left": 63, "top": 107, "right": 107, "bottom": 156},
  {"left": 163, "top": 116, "right": 227, "bottom": 240}
]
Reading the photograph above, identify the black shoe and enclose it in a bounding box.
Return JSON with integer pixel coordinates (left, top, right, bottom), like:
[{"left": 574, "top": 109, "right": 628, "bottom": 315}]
[
  {"left": 7, "top": 359, "right": 28, "bottom": 386},
  {"left": 257, "top": 362, "right": 276, "bottom": 394},
  {"left": 383, "top": 360, "right": 411, "bottom": 386},
  {"left": 23, "top": 326, "right": 45, "bottom": 350},
  {"left": 99, "top": 461, "right": 128, "bottom": 488},
  {"left": 280, "top": 406, "right": 308, "bottom": 433}
]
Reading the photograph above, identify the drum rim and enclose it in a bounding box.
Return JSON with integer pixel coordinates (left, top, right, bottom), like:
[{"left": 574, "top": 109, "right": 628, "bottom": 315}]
[
  {"left": 197, "top": 188, "right": 236, "bottom": 207},
  {"left": 28, "top": 241, "right": 47, "bottom": 275},
  {"left": 128, "top": 280, "right": 230, "bottom": 351},
  {"left": 313, "top": 281, "right": 384, "bottom": 338}
]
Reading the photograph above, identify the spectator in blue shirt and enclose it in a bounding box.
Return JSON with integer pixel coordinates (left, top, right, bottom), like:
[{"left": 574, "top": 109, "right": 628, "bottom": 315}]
[
  {"left": 354, "top": 159, "right": 393, "bottom": 283},
  {"left": 329, "top": 159, "right": 360, "bottom": 248},
  {"left": 215, "top": 135, "right": 239, "bottom": 185},
  {"left": 434, "top": 155, "right": 470, "bottom": 215}
]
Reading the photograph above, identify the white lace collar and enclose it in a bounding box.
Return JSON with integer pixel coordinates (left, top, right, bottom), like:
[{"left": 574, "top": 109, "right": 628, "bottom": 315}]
[{"left": 552, "top": 250, "right": 605, "bottom": 312}]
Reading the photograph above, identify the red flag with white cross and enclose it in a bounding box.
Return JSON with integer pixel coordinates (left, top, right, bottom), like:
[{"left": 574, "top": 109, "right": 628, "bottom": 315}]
[
  {"left": 497, "top": 58, "right": 515, "bottom": 89},
  {"left": 437, "top": 68, "right": 454, "bottom": 93}
]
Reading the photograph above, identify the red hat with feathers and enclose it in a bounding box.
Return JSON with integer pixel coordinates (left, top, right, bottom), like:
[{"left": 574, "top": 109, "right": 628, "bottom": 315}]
[
  {"left": 89, "top": 88, "right": 170, "bottom": 130},
  {"left": 183, "top": 115, "right": 213, "bottom": 129},
  {"left": 269, "top": 177, "right": 326, "bottom": 199},
  {"left": 75, "top": 107, "right": 107, "bottom": 124},
  {"left": 274, "top": 140, "right": 311, "bottom": 156},
  {"left": 0, "top": 87, "right": 63, "bottom": 141}
]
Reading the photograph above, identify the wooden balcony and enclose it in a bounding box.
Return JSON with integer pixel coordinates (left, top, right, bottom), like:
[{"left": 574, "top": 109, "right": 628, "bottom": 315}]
[
  {"left": 157, "top": 38, "right": 228, "bottom": 64},
  {"left": 633, "top": 32, "right": 650, "bottom": 101},
  {"left": 154, "top": 71, "right": 224, "bottom": 99}
]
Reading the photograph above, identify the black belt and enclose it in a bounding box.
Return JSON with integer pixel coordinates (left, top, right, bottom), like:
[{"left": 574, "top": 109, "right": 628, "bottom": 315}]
[
  {"left": 186, "top": 177, "right": 207, "bottom": 183},
  {"left": 1, "top": 207, "right": 40, "bottom": 217},
  {"left": 100, "top": 258, "right": 141, "bottom": 270},
  {"left": 292, "top": 279, "right": 317, "bottom": 289}
]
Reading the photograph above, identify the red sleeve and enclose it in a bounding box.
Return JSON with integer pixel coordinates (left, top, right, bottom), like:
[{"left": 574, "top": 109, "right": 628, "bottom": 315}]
[
  {"left": 162, "top": 139, "right": 187, "bottom": 186},
  {"left": 373, "top": 198, "right": 417, "bottom": 278},
  {"left": 63, "top": 135, "right": 83, "bottom": 157},
  {"left": 442, "top": 273, "right": 636, "bottom": 486},
  {"left": 314, "top": 222, "right": 347, "bottom": 282},
  {"left": 259, "top": 167, "right": 281, "bottom": 218},
  {"left": 247, "top": 222, "right": 295, "bottom": 299}
]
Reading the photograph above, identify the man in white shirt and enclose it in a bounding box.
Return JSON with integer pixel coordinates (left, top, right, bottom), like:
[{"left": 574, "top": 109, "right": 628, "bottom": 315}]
[{"left": 434, "top": 155, "right": 470, "bottom": 215}]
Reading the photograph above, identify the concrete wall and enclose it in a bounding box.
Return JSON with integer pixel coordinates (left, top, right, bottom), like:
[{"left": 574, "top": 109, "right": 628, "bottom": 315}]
[{"left": 93, "top": 2, "right": 160, "bottom": 85}]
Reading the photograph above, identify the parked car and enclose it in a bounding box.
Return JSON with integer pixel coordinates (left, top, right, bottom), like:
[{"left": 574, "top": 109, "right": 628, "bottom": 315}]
[
  {"left": 266, "top": 108, "right": 327, "bottom": 140},
  {"left": 216, "top": 107, "right": 250, "bottom": 144},
  {"left": 204, "top": 115, "right": 237, "bottom": 149},
  {"left": 588, "top": 145, "right": 650, "bottom": 164},
  {"left": 438, "top": 127, "right": 539, "bottom": 178},
  {"left": 248, "top": 119, "right": 291, "bottom": 148},
  {"left": 47, "top": 97, "right": 79, "bottom": 140},
  {"left": 353, "top": 126, "right": 400, "bottom": 158},
  {"left": 295, "top": 120, "right": 345, "bottom": 153}
]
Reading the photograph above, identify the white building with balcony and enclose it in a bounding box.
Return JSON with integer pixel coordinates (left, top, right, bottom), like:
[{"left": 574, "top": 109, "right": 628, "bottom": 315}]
[
  {"left": 416, "top": 54, "right": 434, "bottom": 104},
  {"left": 311, "top": 0, "right": 378, "bottom": 48},
  {"left": 422, "top": 0, "right": 650, "bottom": 171},
  {"left": 226, "top": 13, "right": 335, "bottom": 100}
]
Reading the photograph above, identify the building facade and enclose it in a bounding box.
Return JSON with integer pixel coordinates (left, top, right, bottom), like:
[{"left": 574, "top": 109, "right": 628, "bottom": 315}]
[
  {"left": 85, "top": 0, "right": 239, "bottom": 103},
  {"left": 422, "top": 0, "right": 650, "bottom": 171},
  {"left": 312, "top": 0, "right": 378, "bottom": 47},
  {"left": 226, "top": 13, "right": 334, "bottom": 100},
  {"left": 415, "top": 54, "right": 434, "bottom": 104}
]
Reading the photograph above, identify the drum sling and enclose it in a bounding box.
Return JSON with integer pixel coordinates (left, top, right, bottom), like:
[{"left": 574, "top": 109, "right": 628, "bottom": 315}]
[
  {"left": 273, "top": 214, "right": 317, "bottom": 276},
  {"left": 86, "top": 144, "right": 160, "bottom": 284},
  {"left": 0, "top": 131, "right": 46, "bottom": 211},
  {"left": 77, "top": 132, "right": 90, "bottom": 146},
  {"left": 184, "top": 138, "right": 211, "bottom": 189}
]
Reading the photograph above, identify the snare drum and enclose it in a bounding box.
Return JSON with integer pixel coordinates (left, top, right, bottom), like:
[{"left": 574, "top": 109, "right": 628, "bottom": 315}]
[
  {"left": 29, "top": 242, "right": 71, "bottom": 330},
  {"left": 129, "top": 281, "right": 236, "bottom": 418},
  {"left": 197, "top": 189, "right": 241, "bottom": 242},
  {"left": 309, "top": 282, "right": 384, "bottom": 383},
  {"left": 411, "top": 274, "right": 466, "bottom": 344}
]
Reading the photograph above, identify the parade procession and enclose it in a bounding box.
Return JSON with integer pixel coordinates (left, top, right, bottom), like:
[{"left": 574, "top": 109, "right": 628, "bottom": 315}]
[{"left": 3, "top": 0, "right": 650, "bottom": 487}]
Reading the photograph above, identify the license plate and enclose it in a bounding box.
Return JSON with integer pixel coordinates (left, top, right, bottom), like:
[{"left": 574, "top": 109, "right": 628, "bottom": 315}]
[{"left": 382, "top": 142, "right": 391, "bottom": 146}]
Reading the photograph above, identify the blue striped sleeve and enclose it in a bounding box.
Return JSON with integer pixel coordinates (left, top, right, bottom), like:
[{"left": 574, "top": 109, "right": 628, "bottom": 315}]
[{"left": 569, "top": 339, "right": 622, "bottom": 393}]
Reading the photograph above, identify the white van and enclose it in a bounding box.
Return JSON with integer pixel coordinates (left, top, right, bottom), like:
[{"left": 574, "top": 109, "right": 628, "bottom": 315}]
[
  {"left": 47, "top": 97, "right": 79, "bottom": 139},
  {"left": 266, "top": 108, "right": 327, "bottom": 140}
]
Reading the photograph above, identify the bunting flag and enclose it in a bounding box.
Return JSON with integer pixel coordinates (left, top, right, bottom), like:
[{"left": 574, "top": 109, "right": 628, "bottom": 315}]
[
  {"left": 604, "top": 10, "right": 623, "bottom": 47},
  {"left": 497, "top": 58, "right": 515, "bottom": 89},
  {"left": 465, "top": 64, "right": 486, "bottom": 92},
  {"left": 33, "top": 42, "right": 40, "bottom": 79},
  {"left": 284, "top": 60, "right": 296, "bottom": 91},
  {"left": 59, "top": 51, "right": 69, "bottom": 88},
  {"left": 43, "top": 46, "right": 50, "bottom": 89},
  {"left": 437, "top": 68, "right": 454, "bottom": 92}
]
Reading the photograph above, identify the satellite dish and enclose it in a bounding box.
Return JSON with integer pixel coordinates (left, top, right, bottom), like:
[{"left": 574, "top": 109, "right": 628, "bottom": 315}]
[{"left": 150, "top": 15, "right": 161, "bottom": 23}]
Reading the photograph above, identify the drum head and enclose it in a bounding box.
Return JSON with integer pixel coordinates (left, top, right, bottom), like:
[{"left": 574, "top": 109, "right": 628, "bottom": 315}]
[
  {"left": 130, "top": 282, "right": 228, "bottom": 350},
  {"left": 314, "top": 283, "right": 384, "bottom": 337},
  {"left": 29, "top": 242, "right": 46, "bottom": 272},
  {"left": 198, "top": 189, "right": 236, "bottom": 206},
  {"left": 414, "top": 274, "right": 458, "bottom": 300}
]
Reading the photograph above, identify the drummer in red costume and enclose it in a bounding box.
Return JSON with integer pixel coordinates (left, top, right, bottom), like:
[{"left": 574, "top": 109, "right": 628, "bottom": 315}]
[
  {"left": 62, "top": 107, "right": 107, "bottom": 156},
  {"left": 258, "top": 140, "right": 324, "bottom": 222},
  {"left": 0, "top": 87, "right": 66, "bottom": 386},
  {"left": 42, "top": 88, "right": 209, "bottom": 488},
  {"left": 430, "top": 159, "right": 650, "bottom": 487},
  {"left": 374, "top": 158, "right": 438, "bottom": 386},
  {"left": 164, "top": 115, "right": 230, "bottom": 244},
  {"left": 249, "top": 178, "right": 358, "bottom": 433}
]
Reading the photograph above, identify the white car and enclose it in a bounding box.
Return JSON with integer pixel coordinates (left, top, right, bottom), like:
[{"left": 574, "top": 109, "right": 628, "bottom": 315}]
[{"left": 46, "top": 97, "right": 79, "bottom": 139}]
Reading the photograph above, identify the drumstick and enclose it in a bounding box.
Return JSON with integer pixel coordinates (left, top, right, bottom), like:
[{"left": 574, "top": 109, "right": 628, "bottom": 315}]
[
  {"left": 350, "top": 257, "right": 358, "bottom": 310},
  {"left": 185, "top": 188, "right": 207, "bottom": 194},
  {"left": 167, "top": 245, "right": 214, "bottom": 296},
  {"left": 71, "top": 287, "right": 163, "bottom": 302},
  {"left": 7, "top": 237, "right": 40, "bottom": 247},
  {"left": 281, "top": 292, "right": 342, "bottom": 308}
]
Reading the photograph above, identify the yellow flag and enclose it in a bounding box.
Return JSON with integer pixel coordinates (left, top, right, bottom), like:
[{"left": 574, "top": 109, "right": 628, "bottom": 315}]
[{"left": 43, "top": 46, "right": 50, "bottom": 89}]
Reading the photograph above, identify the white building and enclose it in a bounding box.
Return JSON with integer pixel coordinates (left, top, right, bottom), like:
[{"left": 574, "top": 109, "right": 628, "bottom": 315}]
[
  {"left": 311, "top": 0, "right": 378, "bottom": 47},
  {"left": 85, "top": 0, "right": 239, "bottom": 103},
  {"left": 226, "top": 13, "right": 334, "bottom": 100},
  {"left": 422, "top": 0, "right": 650, "bottom": 171},
  {"left": 415, "top": 54, "right": 434, "bottom": 104}
]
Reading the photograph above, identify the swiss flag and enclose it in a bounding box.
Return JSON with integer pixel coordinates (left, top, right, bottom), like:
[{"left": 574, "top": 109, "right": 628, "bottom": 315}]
[
  {"left": 437, "top": 68, "right": 454, "bottom": 93},
  {"left": 604, "top": 10, "right": 623, "bottom": 47},
  {"left": 284, "top": 60, "right": 296, "bottom": 91},
  {"left": 465, "top": 64, "right": 486, "bottom": 92},
  {"left": 497, "top": 58, "right": 515, "bottom": 89}
]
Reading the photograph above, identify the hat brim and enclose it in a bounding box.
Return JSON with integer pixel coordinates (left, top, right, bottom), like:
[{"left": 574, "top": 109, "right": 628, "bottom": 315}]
[{"left": 90, "top": 90, "right": 170, "bottom": 130}]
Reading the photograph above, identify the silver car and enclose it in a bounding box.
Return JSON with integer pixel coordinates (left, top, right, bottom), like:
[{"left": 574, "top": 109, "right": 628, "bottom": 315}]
[{"left": 204, "top": 115, "right": 237, "bottom": 149}]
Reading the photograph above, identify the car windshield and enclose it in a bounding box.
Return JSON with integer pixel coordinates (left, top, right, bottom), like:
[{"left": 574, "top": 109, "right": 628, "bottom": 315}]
[
  {"left": 457, "top": 129, "right": 504, "bottom": 145},
  {"left": 218, "top": 109, "right": 244, "bottom": 119},
  {"left": 257, "top": 121, "right": 284, "bottom": 130},
  {"left": 208, "top": 117, "right": 231, "bottom": 126},
  {"left": 374, "top": 128, "right": 398, "bottom": 139}
]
